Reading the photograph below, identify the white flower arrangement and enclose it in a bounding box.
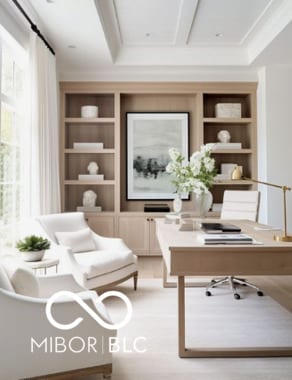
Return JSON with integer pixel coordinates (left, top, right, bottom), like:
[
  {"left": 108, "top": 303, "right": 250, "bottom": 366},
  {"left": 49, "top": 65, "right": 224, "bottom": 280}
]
[{"left": 166, "top": 144, "right": 216, "bottom": 195}]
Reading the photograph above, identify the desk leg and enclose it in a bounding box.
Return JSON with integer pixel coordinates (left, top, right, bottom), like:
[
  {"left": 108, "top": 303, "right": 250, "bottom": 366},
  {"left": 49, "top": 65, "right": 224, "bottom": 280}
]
[
  {"left": 177, "top": 275, "right": 292, "bottom": 358},
  {"left": 178, "top": 276, "right": 186, "bottom": 357}
]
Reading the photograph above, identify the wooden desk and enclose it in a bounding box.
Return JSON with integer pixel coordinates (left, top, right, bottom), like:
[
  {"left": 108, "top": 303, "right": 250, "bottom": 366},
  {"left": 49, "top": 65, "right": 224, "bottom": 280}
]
[{"left": 156, "top": 218, "right": 292, "bottom": 358}]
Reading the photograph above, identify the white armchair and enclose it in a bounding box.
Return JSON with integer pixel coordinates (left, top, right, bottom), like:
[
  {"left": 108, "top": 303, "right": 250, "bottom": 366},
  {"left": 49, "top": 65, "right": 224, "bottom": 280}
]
[
  {"left": 0, "top": 255, "right": 114, "bottom": 380},
  {"left": 37, "top": 212, "right": 138, "bottom": 291}
]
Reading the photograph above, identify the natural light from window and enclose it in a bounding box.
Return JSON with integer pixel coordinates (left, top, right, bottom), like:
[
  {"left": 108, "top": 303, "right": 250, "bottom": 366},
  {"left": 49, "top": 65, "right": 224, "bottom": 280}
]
[{"left": 0, "top": 24, "right": 27, "bottom": 246}]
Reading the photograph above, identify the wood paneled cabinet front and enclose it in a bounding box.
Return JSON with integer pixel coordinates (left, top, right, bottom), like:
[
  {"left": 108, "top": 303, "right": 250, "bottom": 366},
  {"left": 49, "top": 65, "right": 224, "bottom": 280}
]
[
  {"left": 86, "top": 215, "right": 115, "bottom": 237},
  {"left": 118, "top": 216, "right": 161, "bottom": 256}
]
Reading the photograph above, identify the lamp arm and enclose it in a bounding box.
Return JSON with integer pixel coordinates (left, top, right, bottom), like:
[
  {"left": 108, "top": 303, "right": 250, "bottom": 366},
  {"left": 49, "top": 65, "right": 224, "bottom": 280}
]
[
  {"left": 242, "top": 176, "right": 292, "bottom": 241},
  {"left": 242, "top": 177, "right": 291, "bottom": 191}
]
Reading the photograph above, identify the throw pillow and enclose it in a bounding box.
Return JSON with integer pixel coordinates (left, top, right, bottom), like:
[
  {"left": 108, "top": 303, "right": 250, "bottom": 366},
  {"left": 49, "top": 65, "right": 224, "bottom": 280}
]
[
  {"left": 1, "top": 256, "right": 39, "bottom": 297},
  {"left": 55, "top": 227, "right": 96, "bottom": 253}
]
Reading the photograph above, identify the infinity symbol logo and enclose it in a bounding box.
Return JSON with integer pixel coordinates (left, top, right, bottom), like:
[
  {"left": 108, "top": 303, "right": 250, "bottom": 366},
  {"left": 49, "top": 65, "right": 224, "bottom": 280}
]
[{"left": 46, "top": 291, "right": 133, "bottom": 330}]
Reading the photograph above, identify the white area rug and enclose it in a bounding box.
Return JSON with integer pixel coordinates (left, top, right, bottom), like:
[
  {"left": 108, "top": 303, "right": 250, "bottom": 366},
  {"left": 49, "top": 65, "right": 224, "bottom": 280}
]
[{"left": 83, "top": 279, "right": 292, "bottom": 380}]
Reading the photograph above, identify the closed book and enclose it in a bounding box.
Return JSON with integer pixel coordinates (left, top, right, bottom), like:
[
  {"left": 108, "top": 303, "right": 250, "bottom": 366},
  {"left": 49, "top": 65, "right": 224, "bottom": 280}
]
[
  {"left": 200, "top": 233, "right": 253, "bottom": 245},
  {"left": 73, "top": 142, "right": 104, "bottom": 149},
  {"left": 77, "top": 206, "right": 102, "bottom": 212},
  {"left": 213, "top": 143, "right": 242, "bottom": 150},
  {"left": 78, "top": 174, "right": 104, "bottom": 181},
  {"left": 200, "top": 223, "right": 241, "bottom": 233}
]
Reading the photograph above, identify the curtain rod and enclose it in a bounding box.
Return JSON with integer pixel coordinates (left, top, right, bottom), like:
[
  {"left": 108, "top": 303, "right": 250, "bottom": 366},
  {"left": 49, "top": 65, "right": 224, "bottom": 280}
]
[{"left": 11, "top": 0, "right": 55, "bottom": 55}]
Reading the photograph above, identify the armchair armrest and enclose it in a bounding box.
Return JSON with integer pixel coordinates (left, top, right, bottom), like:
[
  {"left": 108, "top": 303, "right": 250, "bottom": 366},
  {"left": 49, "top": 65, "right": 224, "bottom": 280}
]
[
  {"left": 38, "top": 273, "right": 87, "bottom": 297},
  {"left": 92, "top": 233, "right": 131, "bottom": 252}
]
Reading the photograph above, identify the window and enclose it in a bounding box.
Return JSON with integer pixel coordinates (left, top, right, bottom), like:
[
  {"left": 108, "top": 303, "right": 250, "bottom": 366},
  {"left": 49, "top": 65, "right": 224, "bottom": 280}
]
[{"left": 0, "top": 27, "right": 27, "bottom": 246}]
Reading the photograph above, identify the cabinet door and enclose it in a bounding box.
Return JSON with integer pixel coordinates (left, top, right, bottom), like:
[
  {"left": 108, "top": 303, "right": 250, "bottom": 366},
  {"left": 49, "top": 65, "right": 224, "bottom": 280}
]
[
  {"left": 87, "top": 215, "right": 115, "bottom": 237},
  {"left": 118, "top": 216, "right": 149, "bottom": 255},
  {"left": 149, "top": 219, "right": 162, "bottom": 256}
]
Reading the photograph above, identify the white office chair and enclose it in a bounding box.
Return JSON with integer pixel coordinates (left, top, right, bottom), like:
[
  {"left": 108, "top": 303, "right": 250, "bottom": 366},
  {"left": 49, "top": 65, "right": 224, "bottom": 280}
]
[
  {"left": 205, "top": 190, "right": 264, "bottom": 300},
  {"left": 37, "top": 212, "right": 138, "bottom": 291}
]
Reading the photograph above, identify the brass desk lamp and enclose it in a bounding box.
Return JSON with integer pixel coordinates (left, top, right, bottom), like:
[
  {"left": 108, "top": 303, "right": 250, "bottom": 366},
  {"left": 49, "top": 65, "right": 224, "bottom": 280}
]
[{"left": 242, "top": 176, "right": 292, "bottom": 242}]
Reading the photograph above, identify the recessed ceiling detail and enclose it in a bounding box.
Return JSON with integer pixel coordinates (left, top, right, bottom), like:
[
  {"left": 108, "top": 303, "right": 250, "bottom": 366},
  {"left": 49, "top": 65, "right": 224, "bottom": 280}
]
[{"left": 22, "top": 0, "right": 292, "bottom": 77}]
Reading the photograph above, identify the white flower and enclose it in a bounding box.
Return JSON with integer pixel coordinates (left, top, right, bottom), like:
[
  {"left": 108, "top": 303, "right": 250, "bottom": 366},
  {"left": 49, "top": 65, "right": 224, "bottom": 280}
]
[
  {"left": 201, "top": 143, "right": 215, "bottom": 153},
  {"left": 166, "top": 162, "right": 175, "bottom": 173},
  {"left": 168, "top": 148, "right": 180, "bottom": 161},
  {"left": 203, "top": 157, "right": 215, "bottom": 172},
  {"left": 190, "top": 151, "right": 203, "bottom": 163}
]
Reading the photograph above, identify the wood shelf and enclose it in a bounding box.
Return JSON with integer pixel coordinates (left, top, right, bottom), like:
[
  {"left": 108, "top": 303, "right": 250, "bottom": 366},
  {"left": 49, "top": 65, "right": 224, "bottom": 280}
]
[
  {"left": 211, "top": 149, "right": 252, "bottom": 154},
  {"left": 203, "top": 118, "right": 253, "bottom": 123},
  {"left": 65, "top": 117, "right": 115, "bottom": 123},
  {"left": 64, "top": 180, "right": 115, "bottom": 185},
  {"left": 65, "top": 149, "right": 115, "bottom": 154}
]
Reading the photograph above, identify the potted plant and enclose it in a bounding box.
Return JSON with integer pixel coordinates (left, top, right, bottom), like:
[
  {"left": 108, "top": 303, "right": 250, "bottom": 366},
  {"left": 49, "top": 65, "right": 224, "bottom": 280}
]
[{"left": 16, "top": 235, "right": 51, "bottom": 262}]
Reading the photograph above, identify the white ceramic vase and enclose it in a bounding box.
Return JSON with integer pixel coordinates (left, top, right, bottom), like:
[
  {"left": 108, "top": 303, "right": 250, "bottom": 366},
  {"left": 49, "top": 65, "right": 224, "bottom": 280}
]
[
  {"left": 173, "top": 193, "right": 182, "bottom": 214},
  {"left": 193, "top": 190, "right": 213, "bottom": 217}
]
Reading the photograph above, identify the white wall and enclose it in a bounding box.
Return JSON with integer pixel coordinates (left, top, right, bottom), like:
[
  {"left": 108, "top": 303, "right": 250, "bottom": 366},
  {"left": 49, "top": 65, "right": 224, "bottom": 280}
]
[{"left": 257, "top": 64, "right": 292, "bottom": 232}]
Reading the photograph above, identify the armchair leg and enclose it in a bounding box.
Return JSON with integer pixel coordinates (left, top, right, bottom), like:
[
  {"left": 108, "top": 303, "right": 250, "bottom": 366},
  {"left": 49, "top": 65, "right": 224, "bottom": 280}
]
[{"left": 133, "top": 272, "right": 138, "bottom": 291}]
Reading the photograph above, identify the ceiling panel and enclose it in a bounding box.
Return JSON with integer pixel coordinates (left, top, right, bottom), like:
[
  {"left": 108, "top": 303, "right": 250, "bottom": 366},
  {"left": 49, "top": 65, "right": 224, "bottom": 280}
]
[
  {"left": 114, "top": 0, "right": 181, "bottom": 45},
  {"left": 189, "top": 0, "right": 271, "bottom": 45}
]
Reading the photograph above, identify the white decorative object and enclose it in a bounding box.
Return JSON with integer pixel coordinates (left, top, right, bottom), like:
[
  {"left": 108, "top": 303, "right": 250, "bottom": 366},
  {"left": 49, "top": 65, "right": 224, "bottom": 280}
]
[
  {"left": 193, "top": 190, "right": 213, "bottom": 217},
  {"left": 221, "top": 163, "right": 237, "bottom": 179},
  {"left": 82, "top": 190, "right": 97, "bottom": 207},
  {"left": 215, "top": 103, "right": 241, "bottom": 118},
  {"left": 87, "top": 161, "right": 99, "bottom": 175},
  {"left": 78, "top": 174, "right": 104, "bottom": 181},
  {"left": 73, "top": 142, "right": 104, "bottom": 150},
  {"left": 173, "top": 193, "right": 182, "bottom": 214},
  {"left": 81, "top": 105, "right": 98, "bottom": 118},
  {"left": 217, "top": 130, "right": 231, "bottom": 143}
]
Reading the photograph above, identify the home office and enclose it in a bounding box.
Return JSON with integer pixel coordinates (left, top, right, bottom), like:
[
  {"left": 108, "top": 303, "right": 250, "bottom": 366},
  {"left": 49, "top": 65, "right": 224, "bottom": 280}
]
[{"left": 1, "top": 1, "right": 292, "bottom": 379}]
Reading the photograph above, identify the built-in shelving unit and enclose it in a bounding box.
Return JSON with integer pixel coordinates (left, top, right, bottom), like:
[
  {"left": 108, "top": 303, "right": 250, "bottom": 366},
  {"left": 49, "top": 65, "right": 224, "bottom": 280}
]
[{"left": 60, "top": 82, "right": 257, "bottom": 255}]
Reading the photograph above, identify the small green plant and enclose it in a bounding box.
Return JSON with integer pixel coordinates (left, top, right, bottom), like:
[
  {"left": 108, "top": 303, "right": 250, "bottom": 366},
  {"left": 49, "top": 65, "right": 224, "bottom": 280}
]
[{"left": 16, "top": 235, "right": 50, "bottom": 252}]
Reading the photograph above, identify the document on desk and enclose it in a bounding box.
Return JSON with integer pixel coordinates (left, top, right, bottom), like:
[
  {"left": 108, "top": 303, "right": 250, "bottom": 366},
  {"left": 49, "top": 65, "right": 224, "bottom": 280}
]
[{"left": 200, "top": 233, "right": 254, "bottom": 245}]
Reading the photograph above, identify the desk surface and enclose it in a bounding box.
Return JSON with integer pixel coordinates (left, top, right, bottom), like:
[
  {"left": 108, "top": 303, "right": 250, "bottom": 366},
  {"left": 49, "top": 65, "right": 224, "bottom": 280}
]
[{"left": 156, "top": 218, "right": 292, "bottom": 277}]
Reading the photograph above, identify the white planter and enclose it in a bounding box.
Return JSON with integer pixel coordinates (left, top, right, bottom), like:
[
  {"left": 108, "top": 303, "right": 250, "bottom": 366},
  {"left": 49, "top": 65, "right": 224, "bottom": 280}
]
[
  {"left": 21, "top": 250, "right": 45, "bottom": 262},
  {"left": 193, "top": 191, "right": 213, "bottom": 217}
]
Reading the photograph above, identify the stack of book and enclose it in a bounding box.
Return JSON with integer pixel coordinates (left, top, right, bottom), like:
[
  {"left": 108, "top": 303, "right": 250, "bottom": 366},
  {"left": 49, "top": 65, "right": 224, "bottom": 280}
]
[{"left": 200, "top": 233, "right": 253, "bottom": 245}]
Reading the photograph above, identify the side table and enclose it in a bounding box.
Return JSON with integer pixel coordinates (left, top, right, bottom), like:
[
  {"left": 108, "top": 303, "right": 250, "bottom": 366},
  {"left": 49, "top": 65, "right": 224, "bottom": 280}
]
[{"left": 25, "top": 257, "right": 60, "bottom": 275}]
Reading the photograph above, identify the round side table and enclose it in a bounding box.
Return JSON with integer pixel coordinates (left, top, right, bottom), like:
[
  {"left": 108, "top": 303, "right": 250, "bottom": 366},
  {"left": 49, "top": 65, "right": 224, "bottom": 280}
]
[{"left": 25, "top": 257, "right": 60, "bottom": 275}]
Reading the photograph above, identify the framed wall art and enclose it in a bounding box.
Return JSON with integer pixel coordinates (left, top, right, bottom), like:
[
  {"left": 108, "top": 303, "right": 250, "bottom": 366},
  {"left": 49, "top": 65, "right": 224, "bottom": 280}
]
[{"left": 126, "top": 112, "right": 189, "bottom": 200}]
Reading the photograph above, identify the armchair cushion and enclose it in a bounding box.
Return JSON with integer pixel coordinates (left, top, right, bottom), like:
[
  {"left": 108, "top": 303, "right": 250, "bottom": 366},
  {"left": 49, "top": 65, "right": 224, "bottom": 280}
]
[
  {"left": 55, "top": 227, "right": 96, "bottom": 253},
  {"left": 75, "top": 249, "right": 135, "bottom": 279},
  {"left": 1, "top": 256, "right": 39, "bottom": 297},
  {"left": 0, "top": 265, "right": 15, "bottom": 292}
]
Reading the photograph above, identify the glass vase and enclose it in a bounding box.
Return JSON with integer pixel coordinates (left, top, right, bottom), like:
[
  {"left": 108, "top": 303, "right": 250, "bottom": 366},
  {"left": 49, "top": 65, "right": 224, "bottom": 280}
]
[{"left": 173, "top": 193, "right": 183, "bottom": 214}]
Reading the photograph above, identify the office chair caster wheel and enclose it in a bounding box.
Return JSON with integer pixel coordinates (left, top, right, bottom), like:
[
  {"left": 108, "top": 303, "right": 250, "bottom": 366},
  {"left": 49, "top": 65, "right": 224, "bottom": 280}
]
[
  {"left": 205, "top": 291, "right": 212, "bottom": 297},
  {"left": 234, "top": 293, "right": 241, "bottom": 300},
  {"left": 257, "top": 291, "right": 264, "bottom": 296},
  {"left": 211, "top": 279, "right": 216, "bottom": 284}
]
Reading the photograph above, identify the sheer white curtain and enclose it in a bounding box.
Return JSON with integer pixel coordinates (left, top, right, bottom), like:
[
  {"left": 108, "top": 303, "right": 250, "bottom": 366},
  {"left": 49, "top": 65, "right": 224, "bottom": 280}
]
[{"left": 23, "top": 31, "right": 60, "bottom": 216}]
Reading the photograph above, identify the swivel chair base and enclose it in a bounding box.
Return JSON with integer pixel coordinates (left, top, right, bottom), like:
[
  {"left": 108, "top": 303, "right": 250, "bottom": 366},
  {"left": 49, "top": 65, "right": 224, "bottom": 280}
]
[{"left": 205, "top": 276, "right": 264, "bottom": 300}]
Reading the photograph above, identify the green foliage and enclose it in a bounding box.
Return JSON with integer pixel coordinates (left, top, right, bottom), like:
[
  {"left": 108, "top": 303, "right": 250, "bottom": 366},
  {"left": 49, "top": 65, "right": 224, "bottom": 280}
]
[{"left": 16, "top": 235, "right": 50, "bottom": 252}]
